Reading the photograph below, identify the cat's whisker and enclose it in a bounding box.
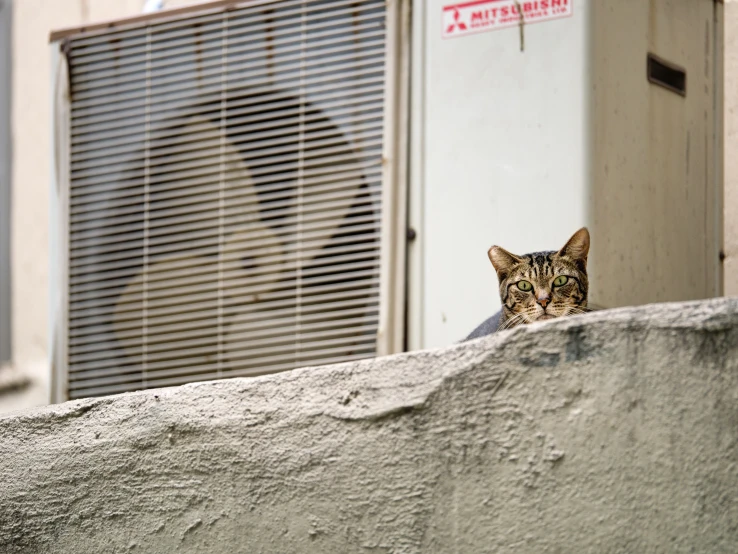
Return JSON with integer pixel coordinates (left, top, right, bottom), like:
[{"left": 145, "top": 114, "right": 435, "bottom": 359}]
[
  {"left": 499, "top": 316, "right": 519, "bottom": 331},
  {"left": 563, "top": 306, "right": 589, "bottom": 317},
  {"left": 499, "top": 313, "right": 525, "bottom": 331}
]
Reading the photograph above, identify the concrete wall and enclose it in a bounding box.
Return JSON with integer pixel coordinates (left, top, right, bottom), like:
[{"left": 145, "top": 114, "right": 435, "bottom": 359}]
[{"left": 1, "top": 298, "right": 737, "bottom": 553}]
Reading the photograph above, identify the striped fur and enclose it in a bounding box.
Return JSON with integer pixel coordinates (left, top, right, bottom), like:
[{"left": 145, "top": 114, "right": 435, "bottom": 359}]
[{"left": 488, "top": 228, "right": 590, "bottom": 331}]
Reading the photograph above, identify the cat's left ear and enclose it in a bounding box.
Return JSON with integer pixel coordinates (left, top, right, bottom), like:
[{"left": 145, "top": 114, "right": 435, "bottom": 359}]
[{"left": 558, "top": 227, "right": 590, "bottom": 270}]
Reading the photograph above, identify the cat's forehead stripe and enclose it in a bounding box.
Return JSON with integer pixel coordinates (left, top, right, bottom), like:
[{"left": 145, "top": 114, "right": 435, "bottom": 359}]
[{"left": 519, "top": 251, "right": 556, "bottom": 279}]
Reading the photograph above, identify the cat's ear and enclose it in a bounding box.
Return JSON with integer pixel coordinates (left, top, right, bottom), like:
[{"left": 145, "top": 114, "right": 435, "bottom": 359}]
[
  {"left": 488, "top": 246, "right": 524, "bottom": 281},
  {"left": 558, "top": 227, "right": 590, "bottom": 270}
]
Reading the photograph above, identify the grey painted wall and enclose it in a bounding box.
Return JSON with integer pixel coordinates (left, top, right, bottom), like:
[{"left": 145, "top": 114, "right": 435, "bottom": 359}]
[
  {"left": 1, "top": 298, "right": 737, "bottom": 553},
  {"left": 0, "top": 0, "right": 11, "bottom": 363}
]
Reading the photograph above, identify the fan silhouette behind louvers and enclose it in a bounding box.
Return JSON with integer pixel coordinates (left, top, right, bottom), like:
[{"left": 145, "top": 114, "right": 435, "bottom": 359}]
[{"left": 65, "top": 0, "right": 387, "bottom": 398}]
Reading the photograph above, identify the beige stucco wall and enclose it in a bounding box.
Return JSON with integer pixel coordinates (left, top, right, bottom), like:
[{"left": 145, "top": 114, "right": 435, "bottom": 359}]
[
  {"left": 4, "top": 0, "right": 205, "bottom": 415},
  {"left": 725, "top": 1, "right": 738, "bottom": 296},
  {"left": 1, "top": 298, "right": 737, "bottom": 552}
]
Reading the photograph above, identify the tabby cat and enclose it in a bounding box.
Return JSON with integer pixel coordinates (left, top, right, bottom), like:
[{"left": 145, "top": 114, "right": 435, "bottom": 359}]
[{"left": 464, "top": 227, "right": 590, "bottom": 340}]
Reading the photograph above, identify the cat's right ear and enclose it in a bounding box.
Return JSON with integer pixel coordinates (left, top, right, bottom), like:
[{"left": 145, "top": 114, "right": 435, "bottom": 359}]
[
  {"left": 488, "top": 246, "right": 523, "bottom": 282},
  {"left": 558, "top": 227, "right": 590, "bottom": 271}
]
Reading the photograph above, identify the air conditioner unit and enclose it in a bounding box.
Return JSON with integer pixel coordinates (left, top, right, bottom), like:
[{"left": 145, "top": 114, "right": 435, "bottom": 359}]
[
  {"left": 50, "top": 0, "right": 409, "bottom": 401},
  {"left": 51, "top": 0, "right": 721, "bottom": 402}
]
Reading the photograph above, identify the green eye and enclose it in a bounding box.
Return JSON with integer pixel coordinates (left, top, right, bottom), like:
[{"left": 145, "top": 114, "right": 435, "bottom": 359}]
[
  {"left": 553, "top": 275, "right": 569, "bottom": 287},
  {"left": 516, "top": 280, "right": 532, "bottom": 292}
]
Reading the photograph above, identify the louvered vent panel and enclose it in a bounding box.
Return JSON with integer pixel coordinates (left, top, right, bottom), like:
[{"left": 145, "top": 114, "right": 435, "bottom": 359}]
[{"left": 66, "top": 0, "right": 387, "bottom": 398}]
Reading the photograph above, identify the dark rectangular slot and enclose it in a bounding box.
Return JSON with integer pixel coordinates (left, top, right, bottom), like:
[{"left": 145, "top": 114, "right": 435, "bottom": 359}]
[{"left": 647, "top": 53, "right": 686, "bottom": 96}]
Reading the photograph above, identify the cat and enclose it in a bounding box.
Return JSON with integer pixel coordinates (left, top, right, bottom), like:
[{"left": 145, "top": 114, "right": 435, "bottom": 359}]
[{"left": 463, "top": 227, "right": 590, "bottom": 340}]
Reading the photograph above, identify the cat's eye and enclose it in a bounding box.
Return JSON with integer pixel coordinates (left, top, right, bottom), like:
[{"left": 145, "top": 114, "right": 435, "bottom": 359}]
[
  {"left": 516, "top": 280, "right": 532, "bottom": 292},
  {"left": 553, "top": 275, "right": 569, "bottom": 287}
]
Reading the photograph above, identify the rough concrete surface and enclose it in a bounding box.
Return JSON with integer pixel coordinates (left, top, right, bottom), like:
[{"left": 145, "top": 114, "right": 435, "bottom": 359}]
[{"left": 2, "top": 298, "right": 738, "bottom": 553}]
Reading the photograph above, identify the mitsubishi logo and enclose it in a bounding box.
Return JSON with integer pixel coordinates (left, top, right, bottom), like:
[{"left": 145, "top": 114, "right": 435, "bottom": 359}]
[{"left": 445, "top": 8, "right": 468, "bottom": 34}]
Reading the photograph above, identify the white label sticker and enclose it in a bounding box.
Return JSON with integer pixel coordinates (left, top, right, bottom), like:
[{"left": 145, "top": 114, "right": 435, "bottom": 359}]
[{"left": 442, "top": 0, "right": 573, "bottom": 39}]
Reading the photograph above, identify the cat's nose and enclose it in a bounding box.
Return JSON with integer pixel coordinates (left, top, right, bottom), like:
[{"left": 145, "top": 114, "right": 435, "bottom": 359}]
[{"left": 537, "top": 295, "right": 550, "bottom": 309}]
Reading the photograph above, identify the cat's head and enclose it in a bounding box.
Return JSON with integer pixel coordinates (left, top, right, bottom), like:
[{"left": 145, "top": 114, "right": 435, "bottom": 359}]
[{"left": 488, "top": 228, "right": 590, "bottom": 330}]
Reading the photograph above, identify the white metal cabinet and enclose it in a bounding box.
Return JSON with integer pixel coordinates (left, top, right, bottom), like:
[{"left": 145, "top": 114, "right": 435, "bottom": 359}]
[{"left": 408, "top": 0, "right": 721, "bottom": 349}]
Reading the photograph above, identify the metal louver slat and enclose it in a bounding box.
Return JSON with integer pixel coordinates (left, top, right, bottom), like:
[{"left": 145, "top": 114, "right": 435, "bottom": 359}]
[
  {"left": 70, "top": 165, "right": 381, "bottom": 215},
  {"left": 69, "top": 277, "right": 379, "bottom": 356},
  {"left": 69, "top": 171, "right": 380, "bottom": 228},
  {"left": 68, "top": 211, "right": 381, "bottom": 275},
  {"left": 70, "top": 104, "right": 384, "bottom": 169},
  {"left": 69, "top": 289, "right": 381, "bottom": 368},
  {"left": 72, "top": 36, "right": 386, "bottom": 103},
  {"left": 71, "top": 53, "right": 386, "bottom": 112},
  {"left": 68, "top": 149, "right": 381, "bottom": 198},
  {"left": 69, "top": 248, "right": 381, "bottom": 319},
  {"left": 70, "top": 82, "right": 386, "bottom": 137},
  {"left": 69, "top": 186, "right": 381, "bottom": 246},
  {"left": 69, "top": 76, "right": 386, "bottom": 133},
  {"left": 60, "top": 0, "right": 394, "bottom": 400},
  {"left": 67, "top": 0, "right": 375, "bottom": 60},
  {"left": 69, "top": 301, "right": 377, "bottom": 347},
  {"left": 69, "top": 215, "right": 379, "bottom": 274},
  {"left": 70, "top": 57, "right": 386, "bottom": 119},
  {"left": 69, "top": 251, "right": 380, "bottom": 312},
  {"left": 69, "top": 175, "right": 381, "bottom": 237},
  {"left": 70, "top": 226, "right": 380, "bottom": 292},
  {"left": 70, "top": 123, "right": 384, "bottom": 182},
  {"left": 69, "top": 261, "right": 379, "bottom": 312},
  {"left": 74, "top": 38, "right": 385, "bottom": 102},
  {"left": 70, "top": 252, "right": 378, "bottom": 324},
  {"left": 68, "top": 139, "right": 383, "bottom": 190},
  {"left": 67, "top": 10, "right": 385, "bottom": 74},
  {"left": 70, "top": 91, "right": 384, "bottom": 153},
  {"left": 72, "top": 119, "right": 382, "bottom": 171}
]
